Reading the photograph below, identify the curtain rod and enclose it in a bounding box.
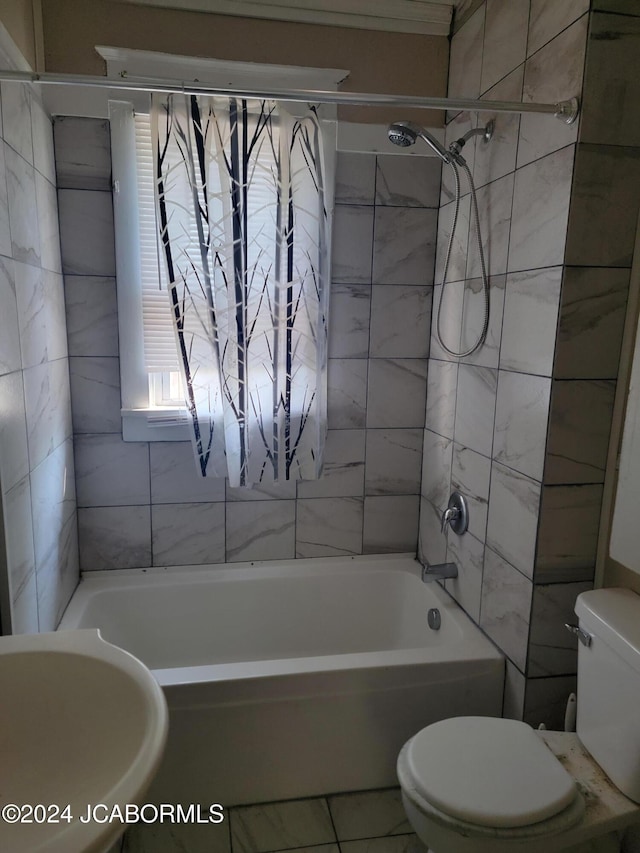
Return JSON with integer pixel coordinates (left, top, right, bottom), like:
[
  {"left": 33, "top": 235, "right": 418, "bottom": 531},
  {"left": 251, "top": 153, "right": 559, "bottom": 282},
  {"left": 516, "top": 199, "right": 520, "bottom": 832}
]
[{"left": 0, "top": 69, "right": 580, "bottom": 123}]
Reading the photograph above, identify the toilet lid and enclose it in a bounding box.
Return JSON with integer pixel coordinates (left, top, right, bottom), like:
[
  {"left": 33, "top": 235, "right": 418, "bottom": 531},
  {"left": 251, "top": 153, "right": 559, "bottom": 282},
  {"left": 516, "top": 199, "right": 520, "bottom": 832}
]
[{"left": 402, "top": 717, "right": 579, "bottom": 829}]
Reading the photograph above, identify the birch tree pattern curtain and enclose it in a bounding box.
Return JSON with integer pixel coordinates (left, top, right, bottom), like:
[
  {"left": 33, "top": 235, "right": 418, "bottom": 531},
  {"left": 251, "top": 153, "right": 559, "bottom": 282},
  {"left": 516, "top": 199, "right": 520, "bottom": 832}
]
[{"left": 151, "top": 94, "right": 332, "bottom": 487}]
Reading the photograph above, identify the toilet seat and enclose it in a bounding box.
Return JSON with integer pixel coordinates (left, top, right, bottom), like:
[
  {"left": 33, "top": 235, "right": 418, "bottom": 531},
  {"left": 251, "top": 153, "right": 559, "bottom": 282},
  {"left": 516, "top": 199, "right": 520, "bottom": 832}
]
[{"left": 397, "top": 717, "right": 585, "bottom": 837}]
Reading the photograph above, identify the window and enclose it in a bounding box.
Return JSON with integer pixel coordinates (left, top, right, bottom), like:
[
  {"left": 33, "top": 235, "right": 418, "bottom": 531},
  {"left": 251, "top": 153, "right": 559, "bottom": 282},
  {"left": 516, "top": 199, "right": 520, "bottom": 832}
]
[{"left": 110, "top": 54, "right": 341, "bottom": 443}]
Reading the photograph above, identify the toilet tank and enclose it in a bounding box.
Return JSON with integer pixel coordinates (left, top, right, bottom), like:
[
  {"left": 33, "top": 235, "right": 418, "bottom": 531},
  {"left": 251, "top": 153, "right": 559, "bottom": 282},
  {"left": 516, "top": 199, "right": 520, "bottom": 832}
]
[{"left": 575, "top": 587, "right": 640, "bottom": 803}]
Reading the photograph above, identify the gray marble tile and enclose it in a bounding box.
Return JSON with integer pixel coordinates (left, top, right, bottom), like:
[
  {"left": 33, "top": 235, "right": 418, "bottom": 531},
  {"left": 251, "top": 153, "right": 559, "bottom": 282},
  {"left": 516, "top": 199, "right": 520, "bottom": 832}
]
[
  {"left": 518, "top": 16, "right": 587, "bottom": 168},
  {"left": 328, "top": 789, "right": 410, "bottom": 841},
  {"left": 11, "top": 571, "right": 39, "bottom": 634},
  {"left": 580, "top": 13, "right": 640, "bottom": 147},
  {"left": 446, "top": 529, "right": 485, "bottom": 623},
  {"left": 1, "top": 82, "right": 33, "bottom": 163},
  {"left": 508, "top": 145, "right": 574, "bottom": 273},
  {"left": 226, "top": 478, "right": 296, "bottom": 501},
  {"left": 35, "top": 170, "right": 62, "bottom": 273},
  {"left": 425, "top": 359, "right": 458, "bottom": 439},
  {"left": 298, "top": 429, "right": 365, "bottom": 498},
  {"left": 30, "top": 96, "right": 56, "bottom": 185},
  {"left": 430, "top": 281, "right": 464, "bottom": 362},
  {"left": 566, "top": 144, "right": 640, "bottom": 268},
  {"left": 225, "top": 500, "right": 296, "bottom": 562},
  {"left": 363, "top": 495, "right": 419, "bottom": 554},
  {"left": 332, "top": 205, "right": 374, "bottom": 283},
  {"left": 451, "top": 443, "right": 491, "bottom": 542},
  {"left": 474, "top": 68, "right": 523, "bottom": 189},
  {"left": 4, "top": 475, "right": 36, "bottom": 603},
  {"left": 53, "top": 116, "right": 112, "bottom": 190},
  {"left": 591, "top": 0, "right": 640, "bottom": 13},
  {"left": 366, "top": 359, "right": 428, "bottom": 428},
  {"left": 493, "top": 371, "right": 551, "bottom": 481},
  {"left": 459, "top": 274, "right": 505, "bottom": 369},
  {"left": 0, "top": 141, "right": 12, "bottom": 258},
  {"left": 375, "top": 155, "right": 441, "bottom": 208},
  {"left": 335, "top": 151, "right": 376, "bottom": 205},
  {"left": 79, "top": 505, "right": 152, "bottom": 570},
  {"left": 365, "top": 428, "right": 422, "bottom": 497},
  {"left": 23, "top": 359, "right": 72, "bottom": 471},
  {"left": 418, "top": 497, "right": 448, "bottom": 567},
  {"left": 454, "top": 364, "right": 498, "bottom": 458},
  {"left": 327, "top": 359, "right": 367, "bottom": 429},
  {"left": 536, "top": 484, "right": 602, "bottom": 582},
  {"left": 555, "top": 267, "right": 629, "bottom": 380},
  {"left": 75, "top": 434, "right": 150, "bottom": 507},
  {"left": 5, "top": 142, "right": 41, "bottom": 267},
  {"left": 230, "top": 798, "right": 335, "bottom": 853},
  {"left": 0, "top": 256, "right": 20, "bottom": 376},
  {"left": 420, "top": 429, "right": 453, "bottom": 509},
  {"left": 486, "top": 461, "right": 541, "bottom": 579},
  {"left": 123, "top": 818, "right": 230, "bottom": 853},
  {"left": 466, "top": 172, "right": 514, "bottom": 278},
  {"left": 523, "top": 674, "right": 577, "bottom": 731},
  {"left": 150, "top": 441, "right": 226, "bottom": 503},
  {"left": 528, "top": 581, "right": 593, "bottom": 677},
  {"left": 528, "top": 0, "right": 589, "bottom": 56},
  {"left": 31, "top": 439, "right": 79, "bottom": 631},
  {"left": 0, "top": 371, "right": 29, "bottom": 492},
  {"left": 500, "top": 267, "right": 562, "bottom": 376},
  {"left": 295, "top": 497, "right": 364, "bottom": 558},
  {"left": 15, "top": 263, "right": 67, "bottom": 369},
  {"left": 328, "top": 283, "right": 370, "bottom": 359},
  {"left": 64, "top": 276, "right": 120, "bottom": 357},
  {"left": 435, "top": 196, "right": 470, "bottom": 286},
  {"left": 545, "top": 380, "right": 615, "bottom": 484},
  {"left": 152, "top": 502, "right": 225, "bottom": 566},
  {"left": 58, "top": 188, "right": 116, "bottom": 276},
  {"left": 373, "top": 207, "right": 437, "bottom": 286},
  {"left": 480, "top": 0, "right": 529, "bottom": 94},
  {"left": 449, "top": 5, "right": 485, "bottom": 99},
  {"left": 502, "top": 659, "right": 526, "bottom": 720},
  {"left": 69, "top": 356, "right": 121, "bottom": 433},
  {"left": 369, "top": 285, "right": 431, "bottom": 358},
  {"left": 340, "top": 835, "right": 427, "bottom": 853},
  {"left": 480, "top": 546, "right": 533, "bottom": 671}
]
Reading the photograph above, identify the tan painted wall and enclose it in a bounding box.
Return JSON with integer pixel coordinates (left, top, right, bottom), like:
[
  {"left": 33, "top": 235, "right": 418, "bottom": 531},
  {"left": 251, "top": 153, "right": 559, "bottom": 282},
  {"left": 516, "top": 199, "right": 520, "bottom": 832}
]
[
  {"left": 0, "top": 0, "right": 37, "bottom": 68},
  {"left": 40, "top": 0, "right": 449, "bottom": 124}
]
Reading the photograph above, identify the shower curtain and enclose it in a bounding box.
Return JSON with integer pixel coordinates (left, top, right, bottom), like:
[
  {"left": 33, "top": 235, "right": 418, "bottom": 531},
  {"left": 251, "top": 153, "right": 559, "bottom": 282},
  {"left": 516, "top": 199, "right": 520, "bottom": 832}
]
[{"left": 151, "top": 94, "right": 332, "bottom": 487}]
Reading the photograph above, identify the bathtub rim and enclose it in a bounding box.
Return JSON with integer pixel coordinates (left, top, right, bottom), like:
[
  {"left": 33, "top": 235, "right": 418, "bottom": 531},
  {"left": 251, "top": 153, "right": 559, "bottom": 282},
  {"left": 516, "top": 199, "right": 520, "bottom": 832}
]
[{"left": 58, "top": 552, "right": 504, "bottom": 689}]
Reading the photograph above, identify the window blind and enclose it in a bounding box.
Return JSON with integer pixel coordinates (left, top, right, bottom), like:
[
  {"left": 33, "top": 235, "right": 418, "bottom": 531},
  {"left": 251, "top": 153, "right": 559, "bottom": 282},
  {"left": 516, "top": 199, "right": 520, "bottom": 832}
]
[{"left": 134, "top": 113, "right": 179, "bottom": 372}]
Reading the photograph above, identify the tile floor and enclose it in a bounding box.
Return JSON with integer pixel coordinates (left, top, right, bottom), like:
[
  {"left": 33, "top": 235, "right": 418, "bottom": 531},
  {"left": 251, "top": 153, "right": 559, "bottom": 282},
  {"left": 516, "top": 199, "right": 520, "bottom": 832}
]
[{"left": 115, "top": 787, "right": 427, "bottom": 853}]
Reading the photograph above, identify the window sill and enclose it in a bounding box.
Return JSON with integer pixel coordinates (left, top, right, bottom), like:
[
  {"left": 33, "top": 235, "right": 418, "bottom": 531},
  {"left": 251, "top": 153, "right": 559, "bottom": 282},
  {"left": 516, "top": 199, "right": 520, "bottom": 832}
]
[{"left": 121, "top": 408, "right": 191, "bottom": 442}]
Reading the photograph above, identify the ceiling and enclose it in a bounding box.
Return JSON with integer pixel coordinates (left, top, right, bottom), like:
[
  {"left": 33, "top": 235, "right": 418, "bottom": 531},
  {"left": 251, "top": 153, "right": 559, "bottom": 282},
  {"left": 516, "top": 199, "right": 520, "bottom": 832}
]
[{"left": 115, "top": 0, "right": 459, "bottom": 36}]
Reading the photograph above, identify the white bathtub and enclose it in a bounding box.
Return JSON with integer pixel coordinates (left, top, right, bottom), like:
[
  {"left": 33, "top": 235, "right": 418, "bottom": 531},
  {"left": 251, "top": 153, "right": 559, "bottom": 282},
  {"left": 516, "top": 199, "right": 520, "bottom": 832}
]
[{"left": 59, "top": 553, "right": 504, "bottom": 805}]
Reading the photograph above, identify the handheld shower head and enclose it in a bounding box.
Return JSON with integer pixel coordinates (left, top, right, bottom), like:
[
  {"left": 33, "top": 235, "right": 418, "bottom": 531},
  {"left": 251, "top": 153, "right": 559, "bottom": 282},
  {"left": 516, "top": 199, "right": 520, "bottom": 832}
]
[{"left": 387, "top": 120, "right": 451, "bottom": 163}]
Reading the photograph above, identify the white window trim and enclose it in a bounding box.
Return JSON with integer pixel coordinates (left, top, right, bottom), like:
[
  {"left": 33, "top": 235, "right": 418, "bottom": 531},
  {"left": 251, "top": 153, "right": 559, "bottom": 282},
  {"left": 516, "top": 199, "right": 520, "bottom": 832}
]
[{"left": 111, "top": 54, "right": 344, "bottom": 441}]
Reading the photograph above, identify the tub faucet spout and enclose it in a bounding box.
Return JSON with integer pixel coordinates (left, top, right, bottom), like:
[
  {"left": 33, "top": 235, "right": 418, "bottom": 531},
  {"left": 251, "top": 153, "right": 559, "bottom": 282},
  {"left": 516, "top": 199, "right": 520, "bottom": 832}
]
[{"left": 421, "top": 562, "right": 458, "bottom": 583}]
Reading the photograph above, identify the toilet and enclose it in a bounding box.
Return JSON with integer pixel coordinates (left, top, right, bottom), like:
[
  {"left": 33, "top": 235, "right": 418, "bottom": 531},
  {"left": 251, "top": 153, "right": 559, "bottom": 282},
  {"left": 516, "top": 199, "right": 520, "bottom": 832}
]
[{"left": 397, "top": 587, "right": 640, "bottom": 853}]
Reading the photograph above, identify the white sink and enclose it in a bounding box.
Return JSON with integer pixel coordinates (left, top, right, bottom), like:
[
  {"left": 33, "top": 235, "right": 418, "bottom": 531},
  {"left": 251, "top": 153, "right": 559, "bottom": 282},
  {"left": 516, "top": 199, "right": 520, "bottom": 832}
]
[{"left": 0, "top": 629, "right": 168, "bottom": 853}]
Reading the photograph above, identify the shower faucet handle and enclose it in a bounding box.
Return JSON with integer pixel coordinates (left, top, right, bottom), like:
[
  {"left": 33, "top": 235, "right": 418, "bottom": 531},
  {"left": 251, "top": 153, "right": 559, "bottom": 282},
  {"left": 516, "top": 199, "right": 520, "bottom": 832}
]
[
  {"left": 440, "top": 506, "right": 459, "bottom": 533},
  {"left": 440, "top": 492, "right": 469, "bottom": 536}
]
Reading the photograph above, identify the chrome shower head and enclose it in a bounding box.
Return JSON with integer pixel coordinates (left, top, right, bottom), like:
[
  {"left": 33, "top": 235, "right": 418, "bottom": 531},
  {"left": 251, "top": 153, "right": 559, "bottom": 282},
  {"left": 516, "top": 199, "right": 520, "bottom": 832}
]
[
  {"left": 387, "top": 120, "right": 451, "bottom": 163},
  {"left": 388, "top": 122, "right": 418, "bottom": 148}
]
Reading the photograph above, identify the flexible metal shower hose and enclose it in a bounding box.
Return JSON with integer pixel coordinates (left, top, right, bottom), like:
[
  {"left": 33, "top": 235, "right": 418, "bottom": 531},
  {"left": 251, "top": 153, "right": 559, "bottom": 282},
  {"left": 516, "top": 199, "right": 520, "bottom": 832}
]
[{"left": 435, "top": 159, "right": 490, "bottom": 358}]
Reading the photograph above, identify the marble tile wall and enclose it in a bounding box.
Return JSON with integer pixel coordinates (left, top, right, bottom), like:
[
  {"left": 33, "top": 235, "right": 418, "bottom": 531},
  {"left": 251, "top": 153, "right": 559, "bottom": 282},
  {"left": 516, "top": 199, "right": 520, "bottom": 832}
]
[
  {"left": 426, "top": 0, "right": 640, "bottom": 729},
  {"left": 0, "top": 82, "right": 78, "bottom": 634},
  {"left": 55, "top": 117, "right": 439, "bottom": 570},
  {"left": 421, "top": 0, "right": 605, "bottom": 729}
]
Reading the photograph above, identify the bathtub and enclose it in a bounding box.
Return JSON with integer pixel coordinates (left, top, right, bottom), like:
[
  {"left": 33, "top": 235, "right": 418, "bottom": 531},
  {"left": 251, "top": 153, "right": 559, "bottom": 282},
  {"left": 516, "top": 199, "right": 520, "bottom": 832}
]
[{"left": 59, "top": 553, "right": 504, "bottom": 806}]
